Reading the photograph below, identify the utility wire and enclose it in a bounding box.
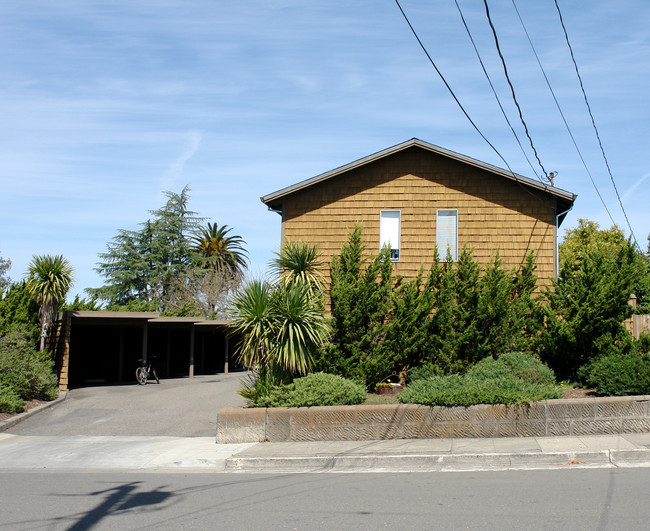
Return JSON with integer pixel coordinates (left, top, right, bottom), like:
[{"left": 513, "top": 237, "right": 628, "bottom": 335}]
[
  {"left": 511, "top": 0, "right": 617, "bottom": 227},
  {"left": 453, "top": 0, "right": 542, "bottom": 183},
  {"left": 553, "top": 0, "right": 639, "bottom": 248},
  {"left": 393, "top": 0, "right": 522, "bottom": 187},
  {"left": 482, "top": 0, "right": 550, "bottom": 181}
]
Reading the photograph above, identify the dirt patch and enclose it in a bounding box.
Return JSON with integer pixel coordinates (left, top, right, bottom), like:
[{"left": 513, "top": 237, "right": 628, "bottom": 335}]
[{"left": 561, "top": 387, "right": 598, "bottom": 399}]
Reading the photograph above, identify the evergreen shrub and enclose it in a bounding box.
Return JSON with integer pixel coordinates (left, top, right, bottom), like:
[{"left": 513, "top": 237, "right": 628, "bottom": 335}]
[
  {"left": 399, "top": 351, "right": 561, "bottom": 406},
  {"left": 0, "top": 383, "right": 25, "bottom": 413},
  {"left": 579, "top": 351, "right": 650, "bottom": 396},
  {"left": 398, "top": 374, "right": 561, "bottom": 406},
  {"left": 406, "top": 362, "right": 442, "bottom": 384},
  {"left": 0, "top": 327, "right": 58, "bottom": 412},
  {"left": 468, "top": 351, "right": 556, "bottom": 385},
  {"left": 255, "top": 372, "right": 366, "bottom": 408}
]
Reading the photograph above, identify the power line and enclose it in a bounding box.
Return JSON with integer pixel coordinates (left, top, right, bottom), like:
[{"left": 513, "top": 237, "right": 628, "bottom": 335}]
[
  {"left": 510, "top": 0, "right": 618, "bottom": 228},
  {"left": 452, "top": 0, "right": 543, "bottom": 183},
  {"left": 392, "top": 0, "right": 520, "bottom": 185},
  {"left": 482, "top": 0, "right": 550, "bottom": 181},
  {"left": 553, "top": 0, "right": 640, "bottom": 249}
]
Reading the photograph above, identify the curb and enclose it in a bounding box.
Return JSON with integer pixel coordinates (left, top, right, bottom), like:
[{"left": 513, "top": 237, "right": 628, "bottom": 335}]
[
  {"left": 224, "top": 448, "right": 650, "bottom": 473},
  {"left": 0, "top": 391, "right": 68, "bottom": 432}
]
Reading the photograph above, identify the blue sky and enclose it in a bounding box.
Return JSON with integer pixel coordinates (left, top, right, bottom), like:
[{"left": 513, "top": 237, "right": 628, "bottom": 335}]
[{"left": 1, "top": 0, "right": 649, "bottom": 299}]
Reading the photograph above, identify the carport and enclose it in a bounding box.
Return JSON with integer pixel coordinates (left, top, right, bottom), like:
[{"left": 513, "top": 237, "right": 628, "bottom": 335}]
[{"left": 50, "top": 311, "right": 235, "bottom": 390}]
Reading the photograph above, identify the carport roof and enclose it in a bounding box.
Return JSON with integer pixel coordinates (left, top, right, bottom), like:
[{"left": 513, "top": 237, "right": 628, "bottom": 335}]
[{"left": 60, "top": 311, "right": 231, "bottom": 326}]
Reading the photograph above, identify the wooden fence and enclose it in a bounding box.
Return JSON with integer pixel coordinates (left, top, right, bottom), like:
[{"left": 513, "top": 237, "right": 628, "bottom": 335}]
[{"left": 624, "top": 314, "right": 650, "bottom": 340}]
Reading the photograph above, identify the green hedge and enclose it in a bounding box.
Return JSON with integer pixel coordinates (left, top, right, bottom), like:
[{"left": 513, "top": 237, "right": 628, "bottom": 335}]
[
  {"left": 0, "top": 383, "right": 25, "bottom": 413},
  {"left": 255, "top": 372, "right": 366, "bottom": 408},
  {"left": 0, "top": 348, "right": 58, "bottom": 403},
  {"left": 0, "top": 327, "right": 59, "bottom": 412},
  {"left": 399, "top": 352, "right": 561, "bottom": 406},
  {"left": 468, "top": 351, "right": 556, "bottom": 385},
  {"left": 580, "top": 352, "right": 650, "bottom": 396},
  {"left": 398, "top": 375, "right": 561, "bottom": 406}
]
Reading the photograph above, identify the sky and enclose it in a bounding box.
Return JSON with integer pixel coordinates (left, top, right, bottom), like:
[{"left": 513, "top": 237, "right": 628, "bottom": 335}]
[{"left": 1, "top": 0, "right": 649, "bottom": 300}]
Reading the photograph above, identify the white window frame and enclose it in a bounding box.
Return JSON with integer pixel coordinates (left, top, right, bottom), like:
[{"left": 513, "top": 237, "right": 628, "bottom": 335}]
[
  {"left": 380, "top": 210, "right": 401, "bottom": 262},
  {"left": 436, "top": 209, "right": 458, "bottom": 262}
]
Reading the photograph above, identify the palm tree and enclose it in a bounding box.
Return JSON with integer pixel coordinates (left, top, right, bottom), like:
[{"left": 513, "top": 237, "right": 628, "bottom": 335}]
[
  {"left": 25, "top": 254, "right": 74, "bottom": 351},
  {"left": 191, "top": 222, "right": 248, "bottom": 277},
  {"left": 230, "top": 279, "right": 329, "bottom": 377},
  {"left": 271, "top": 280, "right": 329, "bottom": 374},
  {"left": 230, "top": 280, "right": 275, "bottom": 371},
  {"left": 270, "top": 240, "right": 325, "bottom": 292}
]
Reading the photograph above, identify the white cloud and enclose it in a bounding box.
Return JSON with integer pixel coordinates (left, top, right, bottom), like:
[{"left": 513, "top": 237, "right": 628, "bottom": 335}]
[
  {"left": 1, "top": 0, "right": 649, "bottom": 296},
  {"left": 160, "top": 130, "right": 203, "bottom": 191}
]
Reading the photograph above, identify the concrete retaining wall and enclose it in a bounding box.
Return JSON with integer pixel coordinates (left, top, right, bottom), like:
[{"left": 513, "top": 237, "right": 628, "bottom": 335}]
[{"left": 216, "top": 395, "right": 650, "bottom": 443}]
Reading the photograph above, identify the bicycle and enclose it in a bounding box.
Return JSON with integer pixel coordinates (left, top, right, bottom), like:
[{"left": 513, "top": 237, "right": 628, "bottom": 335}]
[{"left": 136, "top": 357, "right": 160, "bottom": 385}]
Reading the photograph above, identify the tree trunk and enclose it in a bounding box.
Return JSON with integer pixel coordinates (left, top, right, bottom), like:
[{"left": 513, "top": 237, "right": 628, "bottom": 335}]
[{"left": 39, "top": 321, "right": 49, "bottom": 351}]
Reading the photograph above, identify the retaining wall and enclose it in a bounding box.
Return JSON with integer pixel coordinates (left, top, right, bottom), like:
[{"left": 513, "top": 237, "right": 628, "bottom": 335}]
[{"left": 216, "top": 395, "right": 650, "bottom": 443}]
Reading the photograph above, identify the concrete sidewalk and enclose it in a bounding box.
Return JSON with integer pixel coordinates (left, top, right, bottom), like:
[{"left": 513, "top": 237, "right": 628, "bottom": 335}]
[{"left": 1, "top": 431, "right": 649, "bottom": 473}]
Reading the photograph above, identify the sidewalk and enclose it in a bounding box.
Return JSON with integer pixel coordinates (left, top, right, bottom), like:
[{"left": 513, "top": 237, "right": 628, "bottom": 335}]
[{"left": 1, "top": 431, "right": 649, "bottom": 473}]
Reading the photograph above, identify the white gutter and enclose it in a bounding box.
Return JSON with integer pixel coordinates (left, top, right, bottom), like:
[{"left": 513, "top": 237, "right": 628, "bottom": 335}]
[{"left": 555, "top": 204, "right": 574, "bottom": 279}]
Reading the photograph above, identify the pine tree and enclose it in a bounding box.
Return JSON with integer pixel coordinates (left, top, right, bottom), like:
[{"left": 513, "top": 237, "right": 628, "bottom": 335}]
[
  {"left": 540, "top": 240, "right": 643, "bottom": 380},
  {"left": 322, "top": 225, "right": 394, "bottom": 386},
  {"left": 89, "top": 186, "right": 203, "bottom": 309}
]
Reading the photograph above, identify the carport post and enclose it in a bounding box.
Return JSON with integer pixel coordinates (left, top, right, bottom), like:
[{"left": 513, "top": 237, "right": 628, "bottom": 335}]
[
  {"left": 142, "top": 322, "right": 148, "bottom": 361},
  {"left": 224, "top": 335, "right": 229, "bottom": 374},
  {"left": 166, "top": 330, "right": 171, "bottom": 377},
  {"left": 189, "top": 326, "right": 195, "bottom": 378},
  {"left": 118, "top": 328, "right": 124, "bottom": 383}
]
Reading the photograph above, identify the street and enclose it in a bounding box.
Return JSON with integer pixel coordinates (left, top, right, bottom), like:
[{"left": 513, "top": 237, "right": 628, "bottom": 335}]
[{"left": 1, "top": 468, "right": 649, "bottom": 530}]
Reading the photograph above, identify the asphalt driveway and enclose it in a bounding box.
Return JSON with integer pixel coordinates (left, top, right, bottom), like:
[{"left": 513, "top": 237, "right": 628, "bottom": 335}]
[{"left": 7, "top": 372, "right": 248, "bottom": 437}]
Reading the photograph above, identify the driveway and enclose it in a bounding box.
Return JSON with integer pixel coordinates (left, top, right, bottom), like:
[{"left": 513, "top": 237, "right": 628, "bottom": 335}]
[{"left": 7, "top": 372, "right": 248, "bottom": 437}]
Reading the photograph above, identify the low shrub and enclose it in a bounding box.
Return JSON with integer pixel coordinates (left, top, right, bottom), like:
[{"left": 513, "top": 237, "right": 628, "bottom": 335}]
[
  {"left": 0, "top": 383, "right": 25, "bottom": 413},
  {"left": 468, "top": 351, "right": 556, "bottom": 385},
  {"left": 237, "top": 371, "right": 281, "bottom": 407},
  {"left": 399, "top": 351, "right": 561, "bottom": 407},
  {"left": 398, "top": 374, "right": 562, "bottom": 406},
  {"left": 406, "top": 362, "right": 443, "bottom": 384},
  {"left": 255, "top": 372, "right": 366, "bottom": 408},
  {"left": 637, "top": 331, "right": 650, "bottom": 354},
  {"left": 579, "top": 351, "right": 650, "bottom": 396},
  {"left": 0, "top": 330, "right": 59, "bottom": 411}
]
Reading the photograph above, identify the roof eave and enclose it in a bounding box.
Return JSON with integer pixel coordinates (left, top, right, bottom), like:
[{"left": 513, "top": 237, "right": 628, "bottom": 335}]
[{"left": 260, "top": 139, "right": 576, "bottom": 212}]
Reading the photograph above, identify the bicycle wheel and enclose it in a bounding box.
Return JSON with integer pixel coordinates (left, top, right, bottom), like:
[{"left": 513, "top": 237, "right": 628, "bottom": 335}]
[
  {"left": 152, "top": 369, "right": 160, "bottom": 384},
  {"left": 136, "top": 367, "right": 147, "bottom": 385}
]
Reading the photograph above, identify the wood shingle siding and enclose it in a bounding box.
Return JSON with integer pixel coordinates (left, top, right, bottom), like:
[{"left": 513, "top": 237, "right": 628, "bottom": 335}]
[{"left": 262, "top": 140, "right": 575, "bottom": 292}]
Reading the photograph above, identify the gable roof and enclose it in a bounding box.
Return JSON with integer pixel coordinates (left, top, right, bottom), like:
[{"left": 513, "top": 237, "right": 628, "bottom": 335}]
[{"left": 261, "top": 138, "right": 576, "bottom": 222}]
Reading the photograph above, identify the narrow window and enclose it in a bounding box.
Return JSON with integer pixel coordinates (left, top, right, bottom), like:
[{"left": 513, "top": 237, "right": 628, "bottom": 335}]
[
  {"left": 437, "top": 209, "right": 458, "bottom": 262},
  {"left": 380, "top": 210, "right": 401, "bottom": 261}
]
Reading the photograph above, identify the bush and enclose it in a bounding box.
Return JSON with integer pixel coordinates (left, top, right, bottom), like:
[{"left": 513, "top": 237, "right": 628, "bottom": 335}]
[
  {"left": 579, "top": 351, "right": 650, "bottom": 396},
  {"left": 637, "top": 332, "right": 650, "bottom": 354},
  {"left": 0, "top": 348, "right": 59, "bottom": 402},
  {"left": 406, "top": 362, "right": 443, "bottom": 384},
  {"left": 255, "top": 372, "right": 367, "bottom": 408},
  {"left": 468, "top": 351, "right": 556, "bottom": 385},
  {"left": 237, "top": 370, "right": 282, "bottom": 407},
  {"left": 0, "top": 327, "right": 59, "bottom": 411},
  {"left": 539, "top": 240, "right": 643, "bottom": 380},
  {"left": 399, "top": 352, "right": 561, "bottom": 407},
  {"left": 0, "top": 383, "right": 25, "bottom": 413},
  {"left": 398, "top": 374, "right": 562, "bottom": 406}
]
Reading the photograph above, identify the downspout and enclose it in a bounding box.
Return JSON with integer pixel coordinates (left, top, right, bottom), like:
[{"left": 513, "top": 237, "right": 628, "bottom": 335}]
[{"left": 555, "top": 203, "right": 574, "bottom": 279}]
